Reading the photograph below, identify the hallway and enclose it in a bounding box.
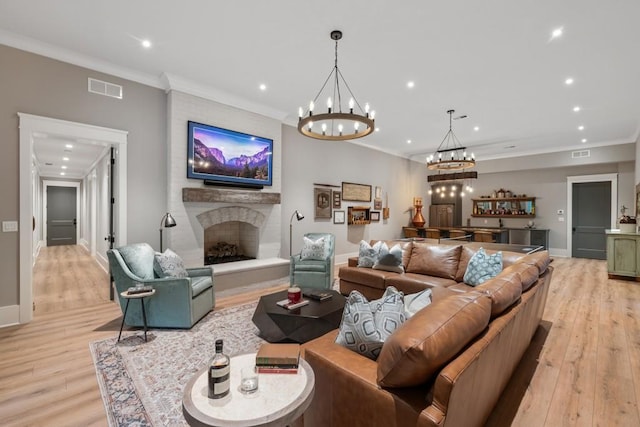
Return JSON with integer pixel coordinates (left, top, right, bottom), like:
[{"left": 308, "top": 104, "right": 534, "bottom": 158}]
[{"left": 33, "top": 245, "right": 110, "bottom": 314}]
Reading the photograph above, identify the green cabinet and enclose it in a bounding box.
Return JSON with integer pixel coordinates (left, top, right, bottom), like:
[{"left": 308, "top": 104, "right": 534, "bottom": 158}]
[{"left": 606, "top": 230, "right": 640, "bottom": 278}]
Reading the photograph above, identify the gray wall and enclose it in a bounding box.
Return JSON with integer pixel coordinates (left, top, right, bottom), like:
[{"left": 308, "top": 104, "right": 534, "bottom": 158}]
[
  {"left": 281, "top": 125, "right": 428, "bottom": 259},
  {"left": 0, "top": 44, "right": 167, "bottom": 307},
  {"left": 462, "top": 145, "right": 635, "bottom": 251}
]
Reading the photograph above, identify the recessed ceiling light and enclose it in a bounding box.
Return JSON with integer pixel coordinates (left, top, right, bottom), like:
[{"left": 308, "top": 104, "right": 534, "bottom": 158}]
[
  {"left": 551, "top": 27, "right": 563, "bottom": 40},
  {"left": 65, "top": 144, "right": 73, "bottom": 149},
  {"left": 573, "top": 106, "right": 581, "bottom": 112},
  {"left": 62, "top": 157, "right": 69, "bottom": 161},
  {"left": 407, "top": 81, "right": 415, "bottom": 89},
  {"left": 259, "top": 83, "right": 267, "bottom": 91},
  {"left": 565, "top": 77, "right": 574, "bottom": 85},
  {"left": 473, "top": 126, "right": 480, "bottom": 131},
  {"left": 61, "top": 165, "right": 67, "bottom": 169},
  {"left": 60, "top": 172, "right": 65, "bottom": 176},
  {"left": 578, "top": 125, "right": 584, "bottom": 131},
  {"left": 141, "top": 39, "right": 152, "bottom": 49},
  {"left": 407, "top": 139, "right": 412, "bottom": 144},
  {"left": 581, "top": 138, "right": 587, "bottom": 143},
  {"left": 375, "top": 127, "right": 380, "bottom": 132}
]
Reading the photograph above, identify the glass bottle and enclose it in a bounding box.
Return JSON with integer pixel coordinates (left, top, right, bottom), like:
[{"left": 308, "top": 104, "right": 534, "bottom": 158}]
[{"left": 208, "top": 339, "right": 230, "bottom": 399}]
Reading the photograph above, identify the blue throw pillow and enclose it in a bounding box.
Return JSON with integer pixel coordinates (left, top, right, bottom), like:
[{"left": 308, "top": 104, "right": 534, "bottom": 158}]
[
  {"left": 357, "top": 240, "right": 383, "bottom": 268},
  {"left": 335, "top": 287, "right": 406, "bottom": 360},
  {"left": 373, "top": 243, "right": 404, "bottom": 273},
  {"left": 463, "top": 248, "right": 503, "bottom": 286}
]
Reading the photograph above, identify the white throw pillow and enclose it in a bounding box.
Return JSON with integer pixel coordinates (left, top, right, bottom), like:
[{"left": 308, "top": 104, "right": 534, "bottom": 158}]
[
  {"left": 372, "top": 243, "right": 404, "bottom": 273},
  {"left": 300, "top": 236, "right": 327, "bottom": 260},
  {"left": 403, "top": 288, "right": 432, "bottom": 318},
  {"left": 153, "top": 248, "right": 188, "bottom": 278}
]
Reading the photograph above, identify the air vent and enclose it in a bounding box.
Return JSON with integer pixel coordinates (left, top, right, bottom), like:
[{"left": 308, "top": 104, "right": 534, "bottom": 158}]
[
  {"left": 88, "top": 78, "right": 123, "bottom": 99},
  {"left": 571, "top": 150, "right": 590, "bottom": 159}
]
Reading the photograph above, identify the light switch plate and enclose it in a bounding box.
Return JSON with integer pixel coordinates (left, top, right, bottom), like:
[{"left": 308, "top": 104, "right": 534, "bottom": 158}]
[{"left": 2, "top": 221, "right": 18, "bottom": 232}]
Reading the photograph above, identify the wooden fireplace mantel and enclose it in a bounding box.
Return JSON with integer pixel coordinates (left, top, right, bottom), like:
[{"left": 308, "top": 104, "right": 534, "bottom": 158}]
[{"left": 182, "top": 187, "right": 281, "bottom": 204}]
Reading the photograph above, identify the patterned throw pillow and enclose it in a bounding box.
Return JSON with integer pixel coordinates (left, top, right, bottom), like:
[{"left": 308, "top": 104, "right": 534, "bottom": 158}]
[
  {"left": 358, "top": 240, "right": 383, "bottom": 267},
  {"left": 300, "top": 236, "right": 327, "bottom": 260},
  {"left": 335, "top": 287, "right": 406, "bottom": 360},
  {"left": 463, "top": 248, "right": 503, "bottom": 286},
  {"left": 153, "top": 248, "right": 188, "bottom": 278},
  {"left": 373, "top": 243, "right": 404, "bottom": 273}
]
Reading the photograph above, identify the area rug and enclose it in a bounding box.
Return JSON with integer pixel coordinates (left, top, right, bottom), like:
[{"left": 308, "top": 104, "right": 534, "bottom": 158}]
[{"left": 90, "top": 300, "right": 265, "bottom": 426}]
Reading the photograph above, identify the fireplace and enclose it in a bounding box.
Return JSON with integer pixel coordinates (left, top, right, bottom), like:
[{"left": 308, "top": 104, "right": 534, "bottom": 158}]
[
  {"left": 203, "top": 221, "right": 257, "bottom": 265},
  {"left": 197, "top": 206, "right": 267, "bottom": 266}
]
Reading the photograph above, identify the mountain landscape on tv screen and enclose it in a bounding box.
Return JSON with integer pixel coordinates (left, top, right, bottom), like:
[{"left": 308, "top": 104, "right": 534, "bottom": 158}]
[{"left": 192, "top": 138, "right": 270, "bottom": 181}]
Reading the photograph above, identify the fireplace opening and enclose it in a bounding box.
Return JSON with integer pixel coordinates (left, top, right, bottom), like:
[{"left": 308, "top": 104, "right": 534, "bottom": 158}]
[
  {"left": 205, "top": 241, "right": 255, "bottom": 265},
  {"left": 203, "top": 220, "right": 259, "bottom": 266}
]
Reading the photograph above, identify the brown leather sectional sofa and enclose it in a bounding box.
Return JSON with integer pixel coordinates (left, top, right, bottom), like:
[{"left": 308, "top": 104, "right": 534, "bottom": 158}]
[{"left": 301, "top": 240, "right": 553, "bottom": 427}]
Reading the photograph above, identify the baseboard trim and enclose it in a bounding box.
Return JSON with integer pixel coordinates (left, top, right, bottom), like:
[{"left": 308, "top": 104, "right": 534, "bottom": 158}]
[{"left": 0, "top": 304, "right": 20, "bottom": 328}]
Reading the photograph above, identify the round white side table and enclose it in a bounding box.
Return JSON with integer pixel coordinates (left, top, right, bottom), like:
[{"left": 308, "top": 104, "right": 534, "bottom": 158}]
[{"left": 182, "top": 353, "right": 315, "bottom": 427}]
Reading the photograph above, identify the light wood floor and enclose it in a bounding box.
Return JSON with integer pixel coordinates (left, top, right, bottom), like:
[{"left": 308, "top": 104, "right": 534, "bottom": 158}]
[{"left": 1, "top": 246, "right": 639, "bottom": 426}]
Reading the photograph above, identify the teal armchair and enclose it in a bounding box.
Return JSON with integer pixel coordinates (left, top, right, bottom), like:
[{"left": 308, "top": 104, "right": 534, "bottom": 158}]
[
  {"left": 290, "top": 233, "right": 335, "bottom": 290},
  {"left": 107, "top": 243, "right": 215, "bottom": 329}
]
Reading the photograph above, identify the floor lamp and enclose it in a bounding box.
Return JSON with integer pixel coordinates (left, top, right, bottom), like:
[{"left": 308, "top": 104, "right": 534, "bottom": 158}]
[
  {"left": 289, "top": 210, "right": 305, "bottom": 256},
  {"left": 159, "top": 212, "right": 177, "bottom": 252}
]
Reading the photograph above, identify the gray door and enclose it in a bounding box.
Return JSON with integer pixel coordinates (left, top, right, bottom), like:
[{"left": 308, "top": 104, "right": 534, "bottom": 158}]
[
  {"left": 572, "top": 181, "right": 610, "bottom": 259},
  {"left": 47, "top": 186, "right": 77, "bottom": 246}
]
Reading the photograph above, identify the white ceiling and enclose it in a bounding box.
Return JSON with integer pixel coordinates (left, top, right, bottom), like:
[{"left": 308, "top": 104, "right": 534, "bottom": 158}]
[
  {"left": 2, "top": 0, "right": 640, "bottom": 170},
  {"left": 33, "top": 134, "right": 109, "bottom": 179}
]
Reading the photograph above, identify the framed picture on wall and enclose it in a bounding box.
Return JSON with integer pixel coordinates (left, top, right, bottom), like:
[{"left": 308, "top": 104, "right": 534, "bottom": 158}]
[
  {"left": 370, "top": 211, "right": 381, "bottom": 222},
  {"left": 333, "top": 210, "right": 345, "bottom": 224},
  {"left": 342, "top": 182, "right": 372, "bottom": 202},
  {"left": 333, "top": 190, "right": 342, "bottom": 208},
  {"left": 314, "top": 187, "right": 332, "bottom": 219}
]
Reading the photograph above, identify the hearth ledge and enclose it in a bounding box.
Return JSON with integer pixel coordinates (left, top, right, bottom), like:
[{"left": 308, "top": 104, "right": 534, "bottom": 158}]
[{"left": 182, "top": 188, "right": 281, "bottom": 204}]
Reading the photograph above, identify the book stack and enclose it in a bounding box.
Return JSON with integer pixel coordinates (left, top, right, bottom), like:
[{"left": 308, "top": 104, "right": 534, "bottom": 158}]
[
  {"left": 276, "top": 298, "right": 309, "bottom": 310},
  {"left": 255, "top": 343, "right": 300, "bottom": 374},
  {"left": 303, "top": 290, "right": 333, "bottom": 301}
]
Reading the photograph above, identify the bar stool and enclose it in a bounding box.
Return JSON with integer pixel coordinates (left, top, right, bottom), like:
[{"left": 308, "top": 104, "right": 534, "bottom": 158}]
[
  {"left": 403, "top": 227, "right": 419, "bottom": 238},
  {"left": 473, "top": 230, "right": 496, "bottom": 243},
  {"left": 424, "top": 228, "right": 441, "bottom": 239}
]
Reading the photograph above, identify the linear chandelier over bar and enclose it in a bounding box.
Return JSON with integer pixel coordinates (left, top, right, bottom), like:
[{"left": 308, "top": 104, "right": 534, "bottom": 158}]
[
  {"left": 427, "top": 109, "right": 476, "bottom": 171},
  {"left": 298, "top": 30, "right": 375, "bottom": 141}
]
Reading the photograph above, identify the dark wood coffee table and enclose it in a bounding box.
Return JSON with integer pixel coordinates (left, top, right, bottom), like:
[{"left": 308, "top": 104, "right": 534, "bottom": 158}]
[{"left": 252, "top": 288, "right": 345, "bottom": 343}]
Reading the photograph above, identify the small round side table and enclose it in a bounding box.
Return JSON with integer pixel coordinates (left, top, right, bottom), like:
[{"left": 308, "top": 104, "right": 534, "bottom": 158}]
[
  {"left": 117, "top": 289, "right": 156, "bottom": 343},
  {"left": 182, "top": 353, "right": 315, "bottom": 427}
]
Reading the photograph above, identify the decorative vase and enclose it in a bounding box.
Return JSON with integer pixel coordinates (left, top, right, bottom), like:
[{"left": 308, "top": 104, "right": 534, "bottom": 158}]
[{"left": 412, "top": 197, "right": 425, "bottom": 227}]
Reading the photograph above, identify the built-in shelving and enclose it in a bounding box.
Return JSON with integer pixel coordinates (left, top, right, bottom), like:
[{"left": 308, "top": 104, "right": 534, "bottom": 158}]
[{"left": 472, "top": 197, "right": 536, "bottom": 218}]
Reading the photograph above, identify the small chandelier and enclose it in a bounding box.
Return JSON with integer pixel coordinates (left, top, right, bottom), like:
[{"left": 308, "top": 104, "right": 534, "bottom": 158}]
[
  {"left": 298, "top": 30, "right": 375, "bottom": 141},
  {"left": 427, "top": 109, "right": 475, "bottom": 170}
]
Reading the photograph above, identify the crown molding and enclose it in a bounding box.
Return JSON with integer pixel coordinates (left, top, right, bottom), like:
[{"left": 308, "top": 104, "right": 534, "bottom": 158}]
[
  {"left": 0, "top": 29, "right": 164, "bottom": 89},
  {"left": 161, "top": 73, "right": 288, "bottom": 122},
  {"left": 1, "top": 29, "right": 289, "bottom": 123}
]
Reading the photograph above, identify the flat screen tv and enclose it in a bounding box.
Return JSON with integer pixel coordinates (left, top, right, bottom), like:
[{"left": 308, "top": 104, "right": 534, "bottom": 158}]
[{"left": 187, "top": 121, "right": 273, "bottom": 188}]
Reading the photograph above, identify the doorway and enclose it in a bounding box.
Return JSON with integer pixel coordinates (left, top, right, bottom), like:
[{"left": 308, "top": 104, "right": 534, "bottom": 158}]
[
  {"left": 43, "top": 181, "right": 81, "bottom": 246},
  {"left": 19, "top": 113, "right": 128, "bottom": 325},
  {"left": 567, "top": 174, "right": 617, "bottom": 259}
]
